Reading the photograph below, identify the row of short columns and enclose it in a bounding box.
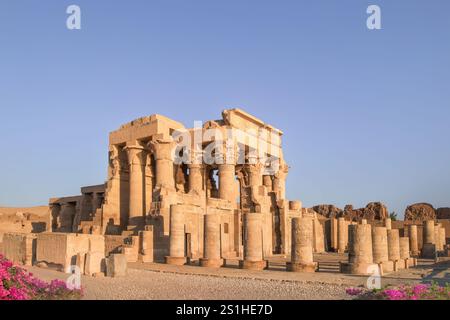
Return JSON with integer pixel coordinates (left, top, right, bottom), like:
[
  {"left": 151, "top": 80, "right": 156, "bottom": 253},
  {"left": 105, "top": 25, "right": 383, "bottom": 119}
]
[
  {"left": 165, "top": 206, "right": 269, "bottom": 270},
  {"left": 341, "top": 222, "right": 415, "bottom": 275},
  {"left": 165, "top": 207, "right": 429, "bottom": 275},
  {"left": 165, "top": 208, "right": 319, "bottom": 273}
]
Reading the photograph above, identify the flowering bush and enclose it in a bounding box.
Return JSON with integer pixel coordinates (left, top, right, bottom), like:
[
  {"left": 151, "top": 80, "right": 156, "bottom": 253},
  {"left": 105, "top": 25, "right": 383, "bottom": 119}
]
[
  {"left": 346, "top": 283, "right": 450, "bottom": 300},
  {"left": 0, "top": 254, "right": 83, "bottom": 300}
]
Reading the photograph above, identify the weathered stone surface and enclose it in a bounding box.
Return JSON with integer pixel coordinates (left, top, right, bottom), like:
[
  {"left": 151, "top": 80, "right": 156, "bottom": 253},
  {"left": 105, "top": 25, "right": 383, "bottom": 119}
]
[
  {"left": 310, "top": 205, "right": 343, "bottom": 218},
  {"left": 2, "top": 232, "right": 37, "bottom": 266},
  {"left": 340, "top": 224, "right": 374, "bottom": 275},
  {"left": 85, "top": 252, "right": 105, "bottom": 276},
  {"left": 106, "top": 254, "right": 127, "bottom": 277},
  {"left": 345, "top": 202, "right": 389, "bottom": 221},
  {"left": 35, "top": 232, "right": 105, "bottom": 274},
  {"left": 311, "top": 202, "right": 388, "bottom": 221},
  {"left": 404, "top": 203, "right": 436, "bottom": 221}
]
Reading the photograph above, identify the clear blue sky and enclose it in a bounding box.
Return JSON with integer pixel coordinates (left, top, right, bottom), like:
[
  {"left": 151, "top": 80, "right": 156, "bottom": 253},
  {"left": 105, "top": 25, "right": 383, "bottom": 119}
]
[{"left": 0, "top": 1, "right": 449, "bottom": 217}]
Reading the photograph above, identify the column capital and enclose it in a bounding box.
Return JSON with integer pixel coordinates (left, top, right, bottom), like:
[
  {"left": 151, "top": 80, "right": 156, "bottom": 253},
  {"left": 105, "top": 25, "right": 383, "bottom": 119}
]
[
  {"left": 124, "top": 145, "right": 145, "bottom": 166},
  {"left": 245, "top": 163, "right": 264, "bottom": 175},
  {"left": 275, "top": 162, "right": 289, "bottom": 179},
  {"left": 148, "top": 139, "right": 176, "bottom": 161}
]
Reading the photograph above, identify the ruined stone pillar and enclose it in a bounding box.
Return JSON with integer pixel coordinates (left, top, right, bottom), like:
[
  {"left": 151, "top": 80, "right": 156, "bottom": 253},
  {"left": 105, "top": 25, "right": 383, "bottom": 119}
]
[
  {"left": 287, "top": 217, "right": 317, "bottom": 272},
  {"left": 312, "top": 217, "right": 325, "bottom": 253},
  {"left": 165, "top": 205, "right": 186, "bottom": 265},
  {"left": 387, "top": 229, "right": 401, "bottom": 270},
  {"left": 240, "top": 213, "right": 266, "bottom": 270},
  {"left": 399, "top": 237, "right": 411, "bottom": 268},
  {"left": 423, "top": 220, "right": 435, "bottom": 244},
  {"left": 200, "top": 214, "right": 223, "bottom": 268},
  {"left": 408, "top": 225, "right": 419, "bottom": 256},
  {"left": 125, "top": 145, "right": 145, "bottom": 226},
  {"left": 151, "top": 140, "right": 175, "bottom": 190},
  {"left": 434, "top": 223, "right": 442, "bottom": 250},
  {"left": 385, "top": 218, "right": 392, "bottom": 230},
  {"left": 337, "top": 217, "right": 348, "bottom": 253},
  {"left": 139, "top": 228, "right": 153, "bottom": 263},
  {"left": 330, "top": 218, "right": 338, "bottom": 251},
  {"left": 361, "top": 219, "right": 368, "bottom": 225},
  {"left": 144, "top": 153, "right": 154, "bottom": 214},
  {"left": 372, "top": 227, "right": 392, "bottom": 272},
  {"left": 59, "top": 203, "right": 76, "bottom": 233},
  {"left": 341, "top": 224, "right": 373, "bottom": 274},
  {"left": 440, "top": 227, "right": 446, "bottom": 251},
  {"left": 218, "top": 164, "right": 236, "bottom": 204}
]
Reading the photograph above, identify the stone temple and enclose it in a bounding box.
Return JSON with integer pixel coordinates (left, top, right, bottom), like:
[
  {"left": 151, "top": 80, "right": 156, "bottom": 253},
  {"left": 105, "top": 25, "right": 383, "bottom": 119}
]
[
  {"left": 48, "top": 109, "right": 301, "bottom": 268},
  {"left": 2, "top": 108, "right": 449, "bottom": 278}
]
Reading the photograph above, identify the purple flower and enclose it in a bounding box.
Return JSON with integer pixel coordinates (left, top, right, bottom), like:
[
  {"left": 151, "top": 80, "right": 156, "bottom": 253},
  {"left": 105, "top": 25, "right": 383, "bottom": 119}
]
[{"left": 346, "top": 287, "right": 364, "bottom": 296}]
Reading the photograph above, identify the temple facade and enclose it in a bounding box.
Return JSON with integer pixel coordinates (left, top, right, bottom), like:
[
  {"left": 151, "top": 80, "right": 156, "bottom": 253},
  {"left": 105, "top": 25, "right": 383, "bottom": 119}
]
[{"left": 49, "top": 109, "right": 303, "bottom": 262}]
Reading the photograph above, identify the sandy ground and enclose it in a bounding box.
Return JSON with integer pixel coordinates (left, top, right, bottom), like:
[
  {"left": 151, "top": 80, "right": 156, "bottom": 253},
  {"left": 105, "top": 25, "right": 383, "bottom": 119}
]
[
  {"left": 25, "top": 265, "right": 351, "bottom": 300},
  {"left": 22, "top": 255, "right": 450, "bottom": 300}
]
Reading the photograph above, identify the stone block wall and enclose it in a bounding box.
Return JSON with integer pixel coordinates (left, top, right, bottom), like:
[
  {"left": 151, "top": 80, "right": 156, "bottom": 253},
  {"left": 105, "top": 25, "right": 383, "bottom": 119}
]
[
  {"left": 36, "top": 232, "right": 105, "bottom": 274},
  {"left": 2, "top": 232, "right": 37, "bottom": 266}
]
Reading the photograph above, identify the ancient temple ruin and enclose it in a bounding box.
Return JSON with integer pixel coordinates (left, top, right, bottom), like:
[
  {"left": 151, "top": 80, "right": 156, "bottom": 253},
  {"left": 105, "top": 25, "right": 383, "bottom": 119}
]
[
  {"left": 3, "top": 109, "right": 449, "bottom": 278},
  {"left": 48, "top": 109, "right": 302, "bottom": 265}
]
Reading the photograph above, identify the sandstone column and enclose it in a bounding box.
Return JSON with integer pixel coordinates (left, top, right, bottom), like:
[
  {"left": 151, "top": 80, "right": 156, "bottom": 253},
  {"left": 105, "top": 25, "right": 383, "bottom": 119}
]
[
  {"left": 423, "top": 220, "right": 435, "bottom": 244},
  {"left": 188, "top": 149, "right": 204, "bottom": 195},
  {"left": 341, "top": 224, "right": 373, "bottom": 274},
  {"left": 387, "top": 229, "right": 401, "bottom": 270},
  {"left": 287, "top": 217, "right": 317, "bottom": 272},
  {"left": 139, "top": 228, "right": 153, "bottom": 263},
  {"left": 422, "top": 220, "right": 437, "bottom": 258},
  {"left": 273, "top": 162, "right": 288, "bottom": 199},
  {"left": 151, "top": 140, "right": 175, "bottom": 190},
  {"left": 408, "top": 225, "right": 419, "bottom": 256},
  {"left": 385, "top": 218, "right": 392, "bottom": 230},
  {"left": 440, "top": 227, "right": 446, "bottom": 251},
  {"left": 125, "top": 145, "right": 145, "bottom": 226},
  {"left": 247, "top": 163, "right": 263, "bottom": 188},
  {"left": 330, "top": 218, "right": 338, "bottom": 252},
  {"left": 399, "top": 237, "right": 411, "bottom": 269},
  {"left": 372, "top": 227, "right": 392, "bottom": 273},
  {"left": 144, "top": 153, "right": 154, "bottom": 214},
  {"left": 218, "top": 164, "right": 236, "bottom": 204},
  {"left": 188, "top": 164, "right": 204, "bottom": 195},
  {"left": 200, "top": 214, "right": 223, "bottom": 268},
  {"left": 165, "top": 205, "right": 186, "bottom": 265},
  {"left": 434, "top": 223, "right": 442, "bottom": 250},
  {"left": 312, "top": 217, "right": 325, "bottom": 253},
  {"left": 59, "top": 203, "right": 76, "bottom": 233},
  {"left": 337, "top": 217, "right": 348, "bottom": 253},
  {"left": 240, "top": 213, "right": 266, "bottom": 270}
]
